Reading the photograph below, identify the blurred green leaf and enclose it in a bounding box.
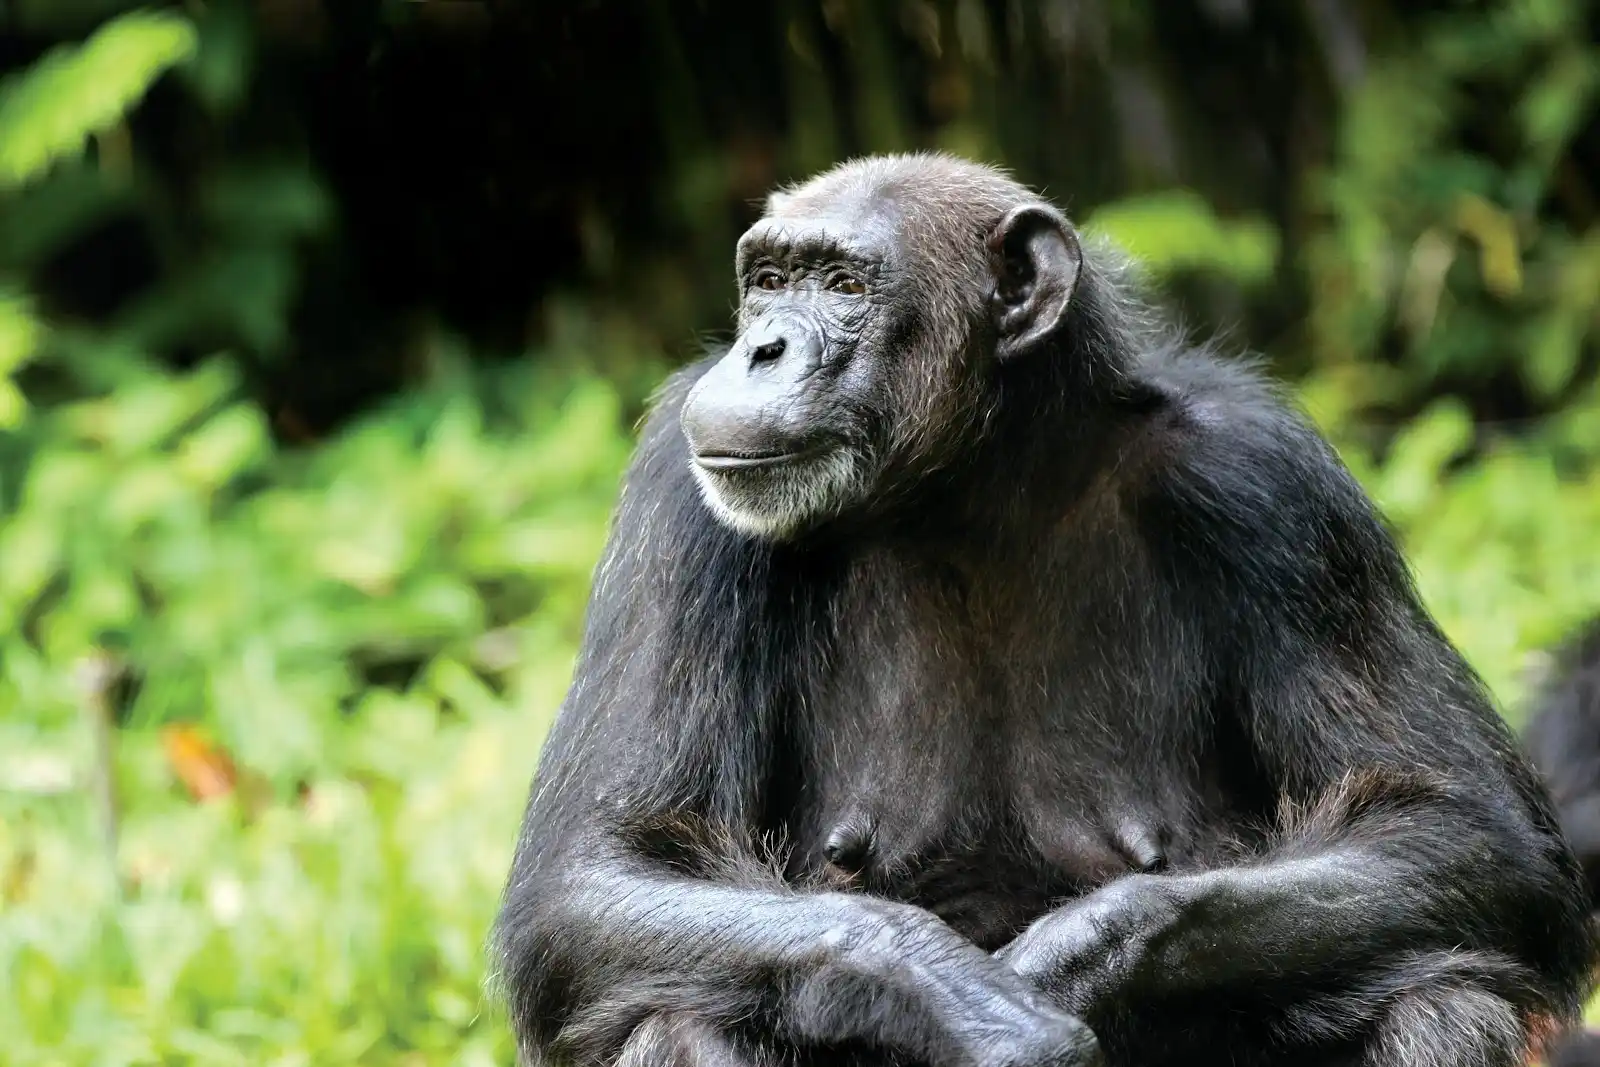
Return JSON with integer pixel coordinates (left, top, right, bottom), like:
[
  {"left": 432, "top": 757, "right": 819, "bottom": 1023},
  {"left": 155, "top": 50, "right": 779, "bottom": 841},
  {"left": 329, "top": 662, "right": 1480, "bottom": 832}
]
[
  {"left": 1084, "top": 189, "right": 1280, "bottom": 285},
  {"left": 0, "top": 9, "right": 197, "bottom": 190}
]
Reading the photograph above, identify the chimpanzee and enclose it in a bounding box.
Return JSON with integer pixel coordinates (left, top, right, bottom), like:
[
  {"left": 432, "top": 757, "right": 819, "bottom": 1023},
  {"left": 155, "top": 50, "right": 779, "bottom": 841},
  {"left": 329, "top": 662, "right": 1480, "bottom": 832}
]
[
  {"left": 492, "top": 153, "right": 1595, "bottom": 1067},
  {"left": 1527, "top": 617, "right": 1600, "bottom": 911},
  {"left": 1526, "top": 618, "right": 1600, "bottom": 1067}
]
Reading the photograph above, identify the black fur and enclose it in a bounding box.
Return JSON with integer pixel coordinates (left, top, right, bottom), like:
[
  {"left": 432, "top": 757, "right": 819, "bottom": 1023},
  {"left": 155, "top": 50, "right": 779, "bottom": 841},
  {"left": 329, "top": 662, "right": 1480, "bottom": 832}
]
[
  {"left": 1527, "top": 618, "right": 1600, "bottom": 910},
  {"left": 1552, "top": 1033, "right": 1600, "bottom": 1067},
  {"left": 1525, "top": 619, "right": 1600, "bottom": 1066},
  {"left": 494, "top": 154, "right": 1595, "bottom": 1067}
]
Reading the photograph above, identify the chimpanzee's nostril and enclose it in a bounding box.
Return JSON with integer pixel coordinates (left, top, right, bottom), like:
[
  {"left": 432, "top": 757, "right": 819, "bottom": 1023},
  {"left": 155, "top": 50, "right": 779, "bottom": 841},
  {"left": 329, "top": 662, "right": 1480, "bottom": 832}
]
[{"left": 749, "top": 337, "right": 786, "bottom": 365}]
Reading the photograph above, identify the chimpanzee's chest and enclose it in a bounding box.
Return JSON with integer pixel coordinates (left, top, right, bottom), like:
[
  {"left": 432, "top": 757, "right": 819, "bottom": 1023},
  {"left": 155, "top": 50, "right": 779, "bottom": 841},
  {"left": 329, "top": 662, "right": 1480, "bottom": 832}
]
[{"left": 784, "top": 550, "right": 1254, "bottom": 950}]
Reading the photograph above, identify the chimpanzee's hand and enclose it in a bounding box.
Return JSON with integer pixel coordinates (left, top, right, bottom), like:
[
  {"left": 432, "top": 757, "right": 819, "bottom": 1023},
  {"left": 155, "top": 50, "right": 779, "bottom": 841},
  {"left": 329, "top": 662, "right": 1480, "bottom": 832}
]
[
  {"left": 976, "top": 1015, "right": 1104, "bottom": 1067},
  {"left": 995, "top": 873, "right": 1181, "bottom": 1018},
  {"left": 791, "top": 900, "right": 1104, "bottom": 1067}
]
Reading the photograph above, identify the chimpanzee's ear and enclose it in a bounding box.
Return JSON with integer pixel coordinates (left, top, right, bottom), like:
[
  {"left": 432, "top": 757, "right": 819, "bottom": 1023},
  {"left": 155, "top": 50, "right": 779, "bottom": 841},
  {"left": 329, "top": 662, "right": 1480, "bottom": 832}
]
[{"left": 986, "top": 204, "right": 1082, "bottom": 359}]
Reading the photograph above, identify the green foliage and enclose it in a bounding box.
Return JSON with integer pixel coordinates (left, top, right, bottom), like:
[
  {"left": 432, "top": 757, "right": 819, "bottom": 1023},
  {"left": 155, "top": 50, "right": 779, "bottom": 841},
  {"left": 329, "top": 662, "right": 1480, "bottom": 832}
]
[
  {"left": 0, "top": 23, "right": 634, "bottom": 1054},
  {"left": 0, "top": 290, "right": 45, "bottom": 425},
  {"left": 1084, "top": 191, "right": 1279, "bottom": 287},
  {"left": 0, "top": 345, "right": 631, "bottom": 1065},
  {"left": 1301, "top": 0, "right": 1600, "bottom": 412},
  {"left": 0, "top": 9, "right": 196, "bottom": 190}
]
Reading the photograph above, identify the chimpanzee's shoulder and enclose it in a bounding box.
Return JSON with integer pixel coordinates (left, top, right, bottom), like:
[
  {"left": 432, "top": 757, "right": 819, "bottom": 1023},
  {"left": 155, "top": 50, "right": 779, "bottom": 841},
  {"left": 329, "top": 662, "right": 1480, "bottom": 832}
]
[{"left": 1128, "top": 342, "right": 1409, "bottom": 605}]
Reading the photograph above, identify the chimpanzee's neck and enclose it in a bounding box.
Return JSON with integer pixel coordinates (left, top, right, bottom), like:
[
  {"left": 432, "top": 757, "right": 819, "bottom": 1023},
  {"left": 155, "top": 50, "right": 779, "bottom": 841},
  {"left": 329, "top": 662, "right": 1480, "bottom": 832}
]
[{"left": 933, "top": 268, "right": 1165, "bottom": 543}]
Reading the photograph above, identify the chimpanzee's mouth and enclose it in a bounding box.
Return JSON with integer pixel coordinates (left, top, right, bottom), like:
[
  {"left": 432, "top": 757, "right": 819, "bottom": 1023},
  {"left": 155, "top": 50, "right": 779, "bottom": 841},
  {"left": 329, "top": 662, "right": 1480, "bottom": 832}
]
[{"left": 693, "top": 445, "right": 826, "bottom": 471}]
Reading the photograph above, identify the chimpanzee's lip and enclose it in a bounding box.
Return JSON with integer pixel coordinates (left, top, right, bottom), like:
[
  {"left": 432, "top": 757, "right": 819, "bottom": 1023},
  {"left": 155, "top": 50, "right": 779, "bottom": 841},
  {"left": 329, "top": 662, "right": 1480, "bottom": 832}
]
[{"left": 693, "top": 446, "right": 824, "bottom": 471}]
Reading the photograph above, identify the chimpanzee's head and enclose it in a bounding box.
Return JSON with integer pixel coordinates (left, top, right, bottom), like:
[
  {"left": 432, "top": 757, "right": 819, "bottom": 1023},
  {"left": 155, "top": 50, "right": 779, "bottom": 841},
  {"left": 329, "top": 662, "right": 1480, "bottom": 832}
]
[{"left": 679, "top": 153, "right": 1087, "bottom": 541}]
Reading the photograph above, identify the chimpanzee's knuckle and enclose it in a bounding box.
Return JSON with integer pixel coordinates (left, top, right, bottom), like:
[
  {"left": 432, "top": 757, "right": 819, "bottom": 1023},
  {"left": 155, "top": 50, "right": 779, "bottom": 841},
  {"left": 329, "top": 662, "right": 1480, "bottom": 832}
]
[{"left": 987, "top": 1014, "right": 1102, "bottom": 1067}]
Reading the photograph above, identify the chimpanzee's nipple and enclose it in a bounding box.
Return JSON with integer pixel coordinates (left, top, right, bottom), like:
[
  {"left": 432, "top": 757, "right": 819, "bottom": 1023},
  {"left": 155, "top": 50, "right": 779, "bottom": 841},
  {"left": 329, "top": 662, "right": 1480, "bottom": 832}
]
[
  {"left": 1114, "top": 817, "right": 1167, "bottom": 873},
  {"left": 823, "top": 815, "right": 876, "bottom": 876}
]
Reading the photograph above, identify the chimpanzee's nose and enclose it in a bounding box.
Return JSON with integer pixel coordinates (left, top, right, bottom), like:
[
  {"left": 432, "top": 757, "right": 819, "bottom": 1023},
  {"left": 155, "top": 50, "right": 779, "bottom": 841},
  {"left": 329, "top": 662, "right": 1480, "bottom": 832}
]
[
  {"left": 740, "top": 314, "right": 821, "bottom": 373},
  {"left": 679, "top": 312, "right": 829, "bottom": 465},
  {"left": 750, "top": 336, "right": 785, "bottom": 364}
]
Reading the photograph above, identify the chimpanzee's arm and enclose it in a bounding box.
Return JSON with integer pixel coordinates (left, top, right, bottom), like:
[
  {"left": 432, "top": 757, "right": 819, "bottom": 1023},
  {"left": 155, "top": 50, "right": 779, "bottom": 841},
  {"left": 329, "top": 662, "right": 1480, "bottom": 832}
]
[
  {"left": 498, "top": 842, "right": 1097, "bottom": 1067},
  {"left": 1000, "top": 689, "right": 1586, "bottom": 1054},
  {"left": 999, "top": 404, "right": 1596, "bottom": 1062},
  {"left": 493, "top": 373, "right": 1098, "bottom": 1067}
]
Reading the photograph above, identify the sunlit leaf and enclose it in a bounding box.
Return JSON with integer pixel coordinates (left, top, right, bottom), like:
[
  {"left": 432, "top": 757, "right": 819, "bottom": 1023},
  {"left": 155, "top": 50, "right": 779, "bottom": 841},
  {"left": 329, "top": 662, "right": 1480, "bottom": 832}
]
[
  {"left": 1084, "top": 189, "right": 1280, "bottom": 285},
  {"left": 0, "top": 10, "right": 198, "bottom": 190},
  {"left": 0, "top": 290, "right": 44, "bottom": 375},
  {"left": 1453, "top": 193, "right": 1522, "bottom": 298},
  {"left": 0, "top": 379, "right": 27, "bottom": 428},
  {"left": 1519, "top": 47, "right": 1600, "bottom": 157},
  {"left": 175, "top": 404, "right": 271, "bottom": 489}
]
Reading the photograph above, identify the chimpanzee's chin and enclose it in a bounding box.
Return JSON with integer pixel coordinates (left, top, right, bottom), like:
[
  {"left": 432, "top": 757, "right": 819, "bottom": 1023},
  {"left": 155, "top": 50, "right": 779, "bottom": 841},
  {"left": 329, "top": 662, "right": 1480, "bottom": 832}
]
[{"left": 689, "top": 445, "right": 861, "bottom": 541}]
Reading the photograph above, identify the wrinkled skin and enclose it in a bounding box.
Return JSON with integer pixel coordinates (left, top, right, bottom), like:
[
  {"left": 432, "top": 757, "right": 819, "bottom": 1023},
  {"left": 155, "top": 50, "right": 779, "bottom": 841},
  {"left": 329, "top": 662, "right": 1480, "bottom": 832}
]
[
  {"left": 494, "top": 153, "right": 1596, "bottom": 1067},
  {"left": 679, "top": 190, "right": 1075, "bottom": 540}
]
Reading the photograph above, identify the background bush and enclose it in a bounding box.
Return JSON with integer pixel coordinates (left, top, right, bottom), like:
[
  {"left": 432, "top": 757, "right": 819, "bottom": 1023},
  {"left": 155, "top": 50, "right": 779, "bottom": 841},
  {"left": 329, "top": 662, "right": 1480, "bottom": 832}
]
[{"left": 0, "top": 2, "right": 1596, "bottom": 1063}]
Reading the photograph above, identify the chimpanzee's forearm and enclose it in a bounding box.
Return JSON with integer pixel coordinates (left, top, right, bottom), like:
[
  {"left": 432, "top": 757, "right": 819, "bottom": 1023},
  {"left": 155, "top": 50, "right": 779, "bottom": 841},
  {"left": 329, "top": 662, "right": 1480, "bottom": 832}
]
[
  {"left": 498, "top": 861, "right": 1100, "bottom": 1067},
  {"left": 1020, "top": 849, "right": 1517, "bottom": 998},
  {"left": 1000, "top": 771, "right": 1581, "bottom": 1029}
]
